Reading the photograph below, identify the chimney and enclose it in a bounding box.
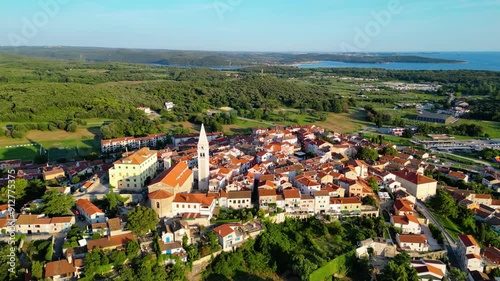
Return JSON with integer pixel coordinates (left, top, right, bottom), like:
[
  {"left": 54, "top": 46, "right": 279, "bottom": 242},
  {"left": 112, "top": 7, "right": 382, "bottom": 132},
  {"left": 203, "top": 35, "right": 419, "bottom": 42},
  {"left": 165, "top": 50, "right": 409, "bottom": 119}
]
[{"left": 67, "top": 253, "right": 73, "bottom": 264}]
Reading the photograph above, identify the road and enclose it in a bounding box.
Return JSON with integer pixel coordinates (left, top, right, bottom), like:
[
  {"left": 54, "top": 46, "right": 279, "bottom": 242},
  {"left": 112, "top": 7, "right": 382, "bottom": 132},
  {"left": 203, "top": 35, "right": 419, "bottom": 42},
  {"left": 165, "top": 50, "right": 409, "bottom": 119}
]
[
  {"left": 415, "top": 202, "right": 460, "bottom": 268},
  {"left": 436, "top": 151, "right": 493, "bottom": 168}
]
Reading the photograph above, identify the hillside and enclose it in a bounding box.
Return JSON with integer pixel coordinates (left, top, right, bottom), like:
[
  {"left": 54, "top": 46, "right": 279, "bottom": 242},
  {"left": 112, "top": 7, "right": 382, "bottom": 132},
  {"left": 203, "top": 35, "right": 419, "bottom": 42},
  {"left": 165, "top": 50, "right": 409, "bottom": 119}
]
[{"left": 0, "top": 46, "right": 463, "bottom": 67}]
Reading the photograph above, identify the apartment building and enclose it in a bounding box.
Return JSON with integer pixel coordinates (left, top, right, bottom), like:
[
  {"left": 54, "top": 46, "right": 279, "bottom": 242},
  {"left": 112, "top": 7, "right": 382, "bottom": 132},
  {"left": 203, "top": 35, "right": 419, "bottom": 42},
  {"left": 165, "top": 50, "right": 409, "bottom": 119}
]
[
  {"left": 457, "top": 234, "right": 484, "bottom": 273},
  {"left": 393, "top": 170, "right": 437, "bottom": 201},
  {"left": 109, "top": 147, "right": 158, "bottom": 191},
  {"left": 16, "top": 214, "right": 74, "bottom": 234}
]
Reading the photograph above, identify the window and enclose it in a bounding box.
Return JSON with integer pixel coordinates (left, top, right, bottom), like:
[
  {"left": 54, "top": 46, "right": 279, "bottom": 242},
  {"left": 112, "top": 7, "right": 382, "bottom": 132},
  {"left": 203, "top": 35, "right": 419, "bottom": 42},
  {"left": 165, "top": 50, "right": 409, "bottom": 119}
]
[{"left": 156, "top": 202, "right": 160, "bottom": 209}]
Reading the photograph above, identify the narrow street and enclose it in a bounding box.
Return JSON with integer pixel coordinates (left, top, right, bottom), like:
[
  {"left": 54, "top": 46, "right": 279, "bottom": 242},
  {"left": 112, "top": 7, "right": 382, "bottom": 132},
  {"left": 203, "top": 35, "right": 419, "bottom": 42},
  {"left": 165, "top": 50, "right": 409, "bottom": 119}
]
[{"left": 415, "top": 202, "right": 460, "bottom": 268}]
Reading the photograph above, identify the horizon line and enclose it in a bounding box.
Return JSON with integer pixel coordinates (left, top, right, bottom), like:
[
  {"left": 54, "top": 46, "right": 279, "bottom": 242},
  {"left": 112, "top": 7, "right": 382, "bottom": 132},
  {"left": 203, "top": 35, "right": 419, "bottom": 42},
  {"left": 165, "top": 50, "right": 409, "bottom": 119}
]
[{"left": 1, "top": 45, "right": 500, "bottom": 54}]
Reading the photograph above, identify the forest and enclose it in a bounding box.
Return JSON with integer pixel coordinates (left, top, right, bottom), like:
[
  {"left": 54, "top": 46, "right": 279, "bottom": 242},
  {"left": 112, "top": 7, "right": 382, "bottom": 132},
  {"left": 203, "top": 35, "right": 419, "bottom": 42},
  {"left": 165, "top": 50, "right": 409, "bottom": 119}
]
[
  {"left": 203, "top": 217, "right": 388, "bottom": 281},
  {"left": 0, "top": 54, "right": 498, "bottom": 141},
  {"left": 0, "top": 46, "right": 462, "bottom": 67}
]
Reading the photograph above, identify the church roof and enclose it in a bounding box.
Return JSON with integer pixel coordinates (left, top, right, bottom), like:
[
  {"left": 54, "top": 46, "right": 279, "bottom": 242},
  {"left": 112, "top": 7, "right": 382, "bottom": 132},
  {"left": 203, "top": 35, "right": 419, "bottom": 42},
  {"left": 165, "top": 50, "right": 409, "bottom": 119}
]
[{"left": 199, "top": 124, "right": 209, "bottom": 145}]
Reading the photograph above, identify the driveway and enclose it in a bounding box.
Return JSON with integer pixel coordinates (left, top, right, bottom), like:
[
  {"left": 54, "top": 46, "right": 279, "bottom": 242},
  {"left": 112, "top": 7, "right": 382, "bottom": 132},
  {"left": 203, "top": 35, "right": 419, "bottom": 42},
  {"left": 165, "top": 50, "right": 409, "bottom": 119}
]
[
  {"left": 416, "top": 202, "right": 460, "bottom": 268},
  {"left": 420, "top": 224, "right": 441, "bottom": 251}
]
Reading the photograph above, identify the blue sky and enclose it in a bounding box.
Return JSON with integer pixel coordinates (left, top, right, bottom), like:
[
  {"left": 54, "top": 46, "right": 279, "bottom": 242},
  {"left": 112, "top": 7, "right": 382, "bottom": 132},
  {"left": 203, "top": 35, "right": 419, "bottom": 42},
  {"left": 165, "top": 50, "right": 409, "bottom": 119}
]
[{"left": 1, "top": 0, "right": 499, "bottom": 52}]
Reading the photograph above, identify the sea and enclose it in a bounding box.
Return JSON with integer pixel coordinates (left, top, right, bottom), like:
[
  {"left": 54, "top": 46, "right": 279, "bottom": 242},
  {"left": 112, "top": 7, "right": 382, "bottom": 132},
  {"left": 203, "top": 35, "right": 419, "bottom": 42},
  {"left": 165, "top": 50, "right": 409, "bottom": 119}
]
[{"left": 296, "top": 52, "right": 500, "bottom": 71}]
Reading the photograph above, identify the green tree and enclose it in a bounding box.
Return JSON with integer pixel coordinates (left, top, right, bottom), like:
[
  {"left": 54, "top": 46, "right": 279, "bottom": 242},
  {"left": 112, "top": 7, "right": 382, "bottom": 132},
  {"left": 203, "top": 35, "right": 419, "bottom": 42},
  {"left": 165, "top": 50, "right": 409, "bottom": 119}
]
[
  {"left": 449, "top": 267, "right": 467, "bottom": 281},
  {"left": 45, "top": 242, "right": 54, "bottom": 261},
  {"left": 367, "top": 177, "right": 380, "bottom": 192},
  {"left": 31, "top": 260, "right": 43, "bottom": 279},
  {"left": 205, "top": 231, "right": 220, "bottom": 251},
  {"left": 109, "top": 250, "right": 127, "bottom": 267},
  {"left": 126, "top": 206, "right": 158, "bottom": 236},
  {"left": 362, "top": 195, "right": 378, "bottom": 207},
  {"left": 117, "top": 267, "right": 136, "bottom": 281},
  {"left": 125, "top": 240, "right": 140, "bottom": 259},
  {"left": 491, "top": 267, "right": 500, "bottom": 277},
  {"left": 402, "top": 129, "right": 413, "bottom": 138},
  {"left": 42, "top": 189, "right": 75, "bottom": 216},
  {"left": 356, "top": 147, "right": 379, "bottom": 161},
  {"left": 428, "top": 189, "right": 457, "bottom": 219},
  {"left": 382, "top": 146, "right": 398, "bottom": 156},
  {"left": 379, "top": 253, "right": 418, "bottom": 281},
  {"left": 71, "top": 176, "right": 81, "bottom": 184},
  {"left": 0, "top": 178, "right": 28, "bottom": 201}
]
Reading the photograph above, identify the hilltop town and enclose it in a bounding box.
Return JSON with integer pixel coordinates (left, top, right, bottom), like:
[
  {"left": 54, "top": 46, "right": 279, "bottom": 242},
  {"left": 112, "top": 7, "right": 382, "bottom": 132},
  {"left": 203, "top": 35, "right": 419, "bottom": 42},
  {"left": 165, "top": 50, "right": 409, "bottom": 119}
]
[{"left": 1, "top": 122, "right": 499, "bottom": 281}]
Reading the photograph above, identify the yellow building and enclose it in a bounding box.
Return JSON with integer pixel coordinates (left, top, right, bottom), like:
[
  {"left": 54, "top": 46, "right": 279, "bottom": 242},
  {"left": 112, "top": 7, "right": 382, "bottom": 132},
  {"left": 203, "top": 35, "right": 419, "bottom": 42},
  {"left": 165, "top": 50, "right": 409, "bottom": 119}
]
[{"left": 109, "top": 147, "right": 158, "bottom": 191}]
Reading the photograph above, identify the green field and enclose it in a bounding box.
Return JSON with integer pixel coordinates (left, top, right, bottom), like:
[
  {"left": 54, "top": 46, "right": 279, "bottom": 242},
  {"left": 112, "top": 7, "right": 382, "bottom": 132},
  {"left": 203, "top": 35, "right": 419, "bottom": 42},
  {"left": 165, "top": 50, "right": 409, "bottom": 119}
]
[
  {"left": 455, "top": 119, "right": 500, "bottom": 139},
  {"left": 0, "top": 135, "right": 100, "bottom": 161},
  {"left": 223, "top": 119, "right": 274, "bottom": 135},
  {"left": 362, "top": 133, "right": 412, "bottom": 146},
  {"left": 309, "top": 251, "right": 354, "bottom": 281},
  {"left": 0, "top": 119, "right": 105, "bottom": 161},
  {"left": 433, "top": 214, "right": 464, "bottom": 240}
]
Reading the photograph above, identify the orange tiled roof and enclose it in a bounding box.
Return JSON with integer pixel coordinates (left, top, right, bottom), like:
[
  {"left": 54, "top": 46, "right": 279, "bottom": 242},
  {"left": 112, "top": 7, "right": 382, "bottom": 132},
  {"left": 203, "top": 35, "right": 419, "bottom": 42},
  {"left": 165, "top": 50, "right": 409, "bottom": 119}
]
[
  {"left": 458, "top": 234, "right": 479, "bottom": 247},
  {"left": 212, "top": 224, "right": 236, "bottom": 238},
  {"left": 448, "top": 171, "right": 467, "bottom": 180},
  {"left": 330, "top": 197, "right": 362, "bottom": 204},
  {"left": 87, "top": 233, "right": 135, "bottom": 251},
  {"left": 45, "top": 260, "right": 76, "bottom": 278},
  {"left": 173, "top": 193, "right": 214, "bottom": 207},
  {"left": 148, "top": 190, "right": 174, "bottom": 200},
  {"left": 474, "top": 194, "right": 492, "bottom": 199},
  {"left": 393, "top": 170, "right": 437, "bottom": 185},
  {"left": 259, "top": 189, "right": 277, "bottom": 197},
  {"left": 394, "top": 199, "right": 414, "bottom": 212},
  {"left": 113, "top": 147, "right": 157, "bottom": 165},
  {"left": 77, "top": 199, "right": 104, "bottom": 216},
  {"left": 283, "top": 189, "right": 301, "bottom": 199},
  {"left": 150, "top": 162, "right": 192, "bottom": 188},
  {"left": 465, "top": 253, "right": 481, "bottom": 260},
  {"left": 295, "top": 175, "right": 320, "bottom": 187},
  {"left": 398, "top": 234, "right": 427, "bottom": 243}
]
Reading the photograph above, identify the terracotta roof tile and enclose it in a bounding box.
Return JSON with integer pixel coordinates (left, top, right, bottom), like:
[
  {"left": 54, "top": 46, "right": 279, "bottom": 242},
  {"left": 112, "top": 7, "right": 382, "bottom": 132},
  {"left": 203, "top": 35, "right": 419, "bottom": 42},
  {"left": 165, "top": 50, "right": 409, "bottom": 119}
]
[
  {"left": 398, "top": 234, "right": 427, "bottom": 244},
  {"left": 77, "top": 199, "right": 104, "bottom": 216},
  {"left": 87, "top": 233, "right": 135, "bottom": 251},
  {"left": 45, "top": 260, "right": 76, "bottom": 278},
  {"left": 213, "top": 224, "right": 236, "bottom": 238},
  {"left": 150, "top": 162, "right": 192, "bottom": 188},
  {"left": 458, "top": 234, "right": 479, "bottom": 247},
  {"left": 283, "top": 189, "right": 301, "bottom": 199},
  {"left": 148, "top": 190, "right": 173, "bottom": 200},
  {"left": 259, "top": 189, "right": 277, "bottom": 197},
  {"left": 113, "top": 147, "right": 157, "bottom": 165},
  {"left": 393, "top": 170, "right": 437, "bottom": 185}
]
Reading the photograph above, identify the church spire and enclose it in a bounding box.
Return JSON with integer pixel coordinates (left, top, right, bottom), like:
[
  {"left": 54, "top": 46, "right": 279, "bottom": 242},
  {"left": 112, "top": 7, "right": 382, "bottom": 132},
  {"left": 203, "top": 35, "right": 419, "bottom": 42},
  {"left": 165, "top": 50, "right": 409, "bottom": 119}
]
[
  {"left": 199, "top": 123, "right": 209, "bottom": 145},
  {"left": 197, "top": 123, "right": 210, "bottom": 191}
]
